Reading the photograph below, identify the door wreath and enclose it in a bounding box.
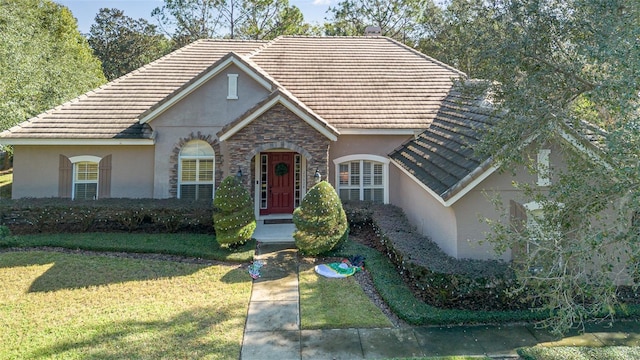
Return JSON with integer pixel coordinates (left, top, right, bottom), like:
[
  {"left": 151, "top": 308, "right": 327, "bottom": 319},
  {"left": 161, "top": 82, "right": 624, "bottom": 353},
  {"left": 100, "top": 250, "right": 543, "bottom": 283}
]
[{"left": 275, "top": 162, "right": 289, "bottom": 176}]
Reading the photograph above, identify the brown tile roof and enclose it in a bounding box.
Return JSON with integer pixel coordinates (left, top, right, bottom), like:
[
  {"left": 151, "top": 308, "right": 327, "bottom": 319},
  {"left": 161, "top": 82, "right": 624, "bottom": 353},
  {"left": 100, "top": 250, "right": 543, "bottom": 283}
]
[
  {"left": 389, "top": 82, "right": 499, "bottom": 202},
  {"left": 0, "top": 36, "right": 465, "bottom": 141}
]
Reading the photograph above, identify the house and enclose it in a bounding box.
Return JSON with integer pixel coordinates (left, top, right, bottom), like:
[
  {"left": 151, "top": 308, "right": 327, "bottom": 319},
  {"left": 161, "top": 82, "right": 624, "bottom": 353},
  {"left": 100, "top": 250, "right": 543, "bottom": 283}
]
[{"left": 0, "top": 36, "right": 601, "bottom": 260}]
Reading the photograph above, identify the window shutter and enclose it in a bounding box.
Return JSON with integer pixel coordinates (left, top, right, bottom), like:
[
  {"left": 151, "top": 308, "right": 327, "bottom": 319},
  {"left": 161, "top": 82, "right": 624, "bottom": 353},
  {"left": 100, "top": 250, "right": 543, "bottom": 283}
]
[
  {"left": 510, "top": 200, "right": 527, "bottom": 262},
  {"left": 99, "top": 155, "right": 112, "bottom": 199},
  {"left": 59, "top": 155, "right": 72, "bottom": 198}
]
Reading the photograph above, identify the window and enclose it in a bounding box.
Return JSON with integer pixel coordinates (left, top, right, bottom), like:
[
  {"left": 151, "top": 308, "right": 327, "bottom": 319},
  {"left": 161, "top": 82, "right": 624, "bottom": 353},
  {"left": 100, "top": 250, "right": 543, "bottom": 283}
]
[
  {"left": 74, "top": 161, "right": 98, "bottom": 200},
  {"left": 179, "top": 140, "right": 215, "bottom": 200},
  {"left": 334, "top": 155, "right": 389, "bottom": 203}
]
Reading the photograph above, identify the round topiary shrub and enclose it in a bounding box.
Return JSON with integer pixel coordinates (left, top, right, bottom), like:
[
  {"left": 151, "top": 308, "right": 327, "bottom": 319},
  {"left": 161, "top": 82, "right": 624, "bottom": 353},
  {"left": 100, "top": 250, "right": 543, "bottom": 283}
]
[
  {"left": 213, "top": 176, "right": 256, "bottom": 247},
  {"left": 293, "top": 180, "right": 349, "bottom": 255}
]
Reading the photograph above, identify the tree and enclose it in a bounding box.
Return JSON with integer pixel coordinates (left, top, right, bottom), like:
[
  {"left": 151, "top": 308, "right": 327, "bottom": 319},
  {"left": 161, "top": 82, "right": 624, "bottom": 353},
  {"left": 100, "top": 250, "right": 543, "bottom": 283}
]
[
  {"left": 0, "top": 0, "right": 106, "bottom": 132},
  {"left": 88, "top": 8, "right": 172, "bottom": 81},
  {"left": 292, "top": 181, "right": 348, "bottom": 255},
  {"left": 213, "top": 176, "right": 256, "bottom": 247},
  {"left": 324, "top": 0, "right": 442, "bottom": 43},
  {"left": 235, "top": 0, "right": 311, "bottom": 40},
  {"left": 416, "top": 0, "right": 504, "bottom": 78},
  {"left": 152, "top": 0, "right": 312, "bottom": 46},
  {"left": 468, "top": 0, "right": 640, "bottom": 334}
]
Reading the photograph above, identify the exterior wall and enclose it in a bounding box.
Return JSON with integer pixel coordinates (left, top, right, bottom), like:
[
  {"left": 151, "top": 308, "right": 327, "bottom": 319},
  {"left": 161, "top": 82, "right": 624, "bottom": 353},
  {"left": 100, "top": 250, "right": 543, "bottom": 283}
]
[
  {"left": 328, "top": 134, "right": 410, "bottom": 187},
  {"left": 12, "top": 145, "right": 154, "bottom": 198},
  {"left": 223, "top": 103, "right": 331, "bottom": 191},
  {"left": 390, "top": 164, "right": 459, "bottom": 257},
  {"left": 452, "top": 141, "right": 569, "bottom": 260},
  {"left": 149, "top": 64, "right": 270, "bottom": 198}
]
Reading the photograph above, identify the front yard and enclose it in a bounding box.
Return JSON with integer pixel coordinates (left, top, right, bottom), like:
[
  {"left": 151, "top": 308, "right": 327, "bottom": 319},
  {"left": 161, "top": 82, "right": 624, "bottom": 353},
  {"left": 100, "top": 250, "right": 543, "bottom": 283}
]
[{"left": 0, "top": 250, "right": 251, "bottom": 359}]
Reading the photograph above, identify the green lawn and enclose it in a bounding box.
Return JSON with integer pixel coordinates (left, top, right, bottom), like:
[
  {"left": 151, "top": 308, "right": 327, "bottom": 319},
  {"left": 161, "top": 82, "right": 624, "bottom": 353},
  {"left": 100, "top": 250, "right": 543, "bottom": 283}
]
[
  {"left": 0, "top": 232, "right": 255, "bottom": 262},
  {"left": 0, "top": 170, "right": 11, "bottom": 199},
  {"left": 0, "top": 251, "right": 252, "bottom": 359},
  {"left": 298, "top": 261, "right": 392, "bottom": 329},
  {"left": 518, "top": 345, "right": 640, "bottom": 360}
]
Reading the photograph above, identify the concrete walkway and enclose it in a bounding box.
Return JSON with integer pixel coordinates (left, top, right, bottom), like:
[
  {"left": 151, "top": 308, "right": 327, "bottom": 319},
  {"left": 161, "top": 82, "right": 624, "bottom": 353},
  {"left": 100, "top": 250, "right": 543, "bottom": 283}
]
[{"left": 241, "top": 243, "right": 640, "bottom": 360}]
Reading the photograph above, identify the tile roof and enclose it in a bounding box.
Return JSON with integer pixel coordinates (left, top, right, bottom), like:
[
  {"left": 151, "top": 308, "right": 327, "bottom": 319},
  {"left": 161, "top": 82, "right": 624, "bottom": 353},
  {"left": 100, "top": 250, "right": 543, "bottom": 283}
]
[
  {"left": 0, "top": 36, "right": 465, "bottom": 141},
  {"left": 389, "top": 81, "right": 499, "bottom": 202}
]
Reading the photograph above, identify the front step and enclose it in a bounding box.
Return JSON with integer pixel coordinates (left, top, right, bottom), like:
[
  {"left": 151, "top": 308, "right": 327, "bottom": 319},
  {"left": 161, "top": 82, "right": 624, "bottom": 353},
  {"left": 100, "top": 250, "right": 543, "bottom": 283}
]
[{"left": 252, "top": 221, "right": 295, "bottom": 243}]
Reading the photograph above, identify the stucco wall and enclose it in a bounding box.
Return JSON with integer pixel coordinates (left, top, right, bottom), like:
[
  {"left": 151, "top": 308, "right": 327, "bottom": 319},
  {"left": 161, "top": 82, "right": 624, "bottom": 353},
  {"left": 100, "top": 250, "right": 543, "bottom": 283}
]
[
  {"left": 452, "top": 141, "right": 569, "bottom": 260},
  {"left": 12, "top": 145, "right": 154, "bottom": 198},
  {"left": 390, "top": 163, "right": 459, "bottom": 257},
  {"left": 148, "top": 64, "right": 270, "bottom": 198}
]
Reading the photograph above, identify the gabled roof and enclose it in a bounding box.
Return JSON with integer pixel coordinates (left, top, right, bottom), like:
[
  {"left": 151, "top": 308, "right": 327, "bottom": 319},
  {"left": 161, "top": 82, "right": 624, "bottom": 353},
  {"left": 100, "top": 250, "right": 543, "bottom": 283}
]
[
  {"left": 389, "top": 82, "right": 610, "bottom": 207},
  {"left": 0, "top": 36, "right": 466, "bottom": 143},
  {"left": 0, "top": 40, "right": 266, "bottom": 142},
  {"left": 389, "top": 82, "right": 499, "bottom": 206}
]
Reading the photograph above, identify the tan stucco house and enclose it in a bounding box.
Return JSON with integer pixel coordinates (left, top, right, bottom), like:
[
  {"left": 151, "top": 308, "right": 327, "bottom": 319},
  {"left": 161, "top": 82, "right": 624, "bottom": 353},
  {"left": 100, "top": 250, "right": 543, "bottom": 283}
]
[{"left": 0, "top": 36, "right": 602, "bottom": 260}]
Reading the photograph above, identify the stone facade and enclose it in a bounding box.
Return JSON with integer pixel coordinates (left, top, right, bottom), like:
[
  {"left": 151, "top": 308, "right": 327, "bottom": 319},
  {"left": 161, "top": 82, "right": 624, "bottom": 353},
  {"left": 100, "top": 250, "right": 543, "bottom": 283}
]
[{"left": 222, "top": 103, "right": 331, "bottom": 192}]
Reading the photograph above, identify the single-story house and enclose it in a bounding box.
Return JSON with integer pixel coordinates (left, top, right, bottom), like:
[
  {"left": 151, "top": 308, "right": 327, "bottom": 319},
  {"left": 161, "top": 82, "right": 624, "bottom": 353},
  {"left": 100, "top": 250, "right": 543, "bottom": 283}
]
[{"left": 0, "top": 36, "right": 602, "bottom": 260}]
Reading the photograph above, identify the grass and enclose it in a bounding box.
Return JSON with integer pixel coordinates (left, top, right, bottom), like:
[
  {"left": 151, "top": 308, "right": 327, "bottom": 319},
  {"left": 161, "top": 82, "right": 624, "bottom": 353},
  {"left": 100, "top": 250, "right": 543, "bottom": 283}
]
[
  {"left": 0, "top": 232, "right": 255, "bottom": 262},
  {"left": 0, "top": 170, "right": 11, "bottom": 199},
  {"left": 518, "top": 345, "right": 640, "bottom": 360},
  {"left": 0, "top": 250, "right": 252, "bottom": 359},
  {"left": 298, "top": 261, "right": 392, "bottom": 329}
]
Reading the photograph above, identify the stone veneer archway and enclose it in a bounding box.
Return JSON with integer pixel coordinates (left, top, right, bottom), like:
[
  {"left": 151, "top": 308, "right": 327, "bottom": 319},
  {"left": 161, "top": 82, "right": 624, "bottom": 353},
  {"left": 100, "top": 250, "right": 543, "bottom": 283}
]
[
  {"left": 222, "top": 103, "right": 331, "bottom": 192},
  {"left": 168, "top": 131, "right": 222, "bottom": 198}
]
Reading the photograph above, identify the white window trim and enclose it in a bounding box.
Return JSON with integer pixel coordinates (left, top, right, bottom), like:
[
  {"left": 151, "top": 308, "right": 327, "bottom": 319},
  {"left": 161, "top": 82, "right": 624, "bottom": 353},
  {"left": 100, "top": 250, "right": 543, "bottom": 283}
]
[
  {"left": 333, "top": 154, "right": 389, "bottom": 204},
  {"left": 227, "top": 73, "right": 238, "bottom": 100},
  {"left": 537, "top": 149, "right": 551, "bottom": 186},
  {"left": 177, "top": 142, "right": 215, "bottom": 200},
  {"left": 70, "top": 156, "right": 101, "bottom": 200}
]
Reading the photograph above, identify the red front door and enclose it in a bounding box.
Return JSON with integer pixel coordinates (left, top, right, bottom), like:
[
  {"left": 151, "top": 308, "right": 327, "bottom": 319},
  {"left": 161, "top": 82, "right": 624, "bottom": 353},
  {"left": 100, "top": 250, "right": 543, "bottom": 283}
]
[{"left": 263, "top": 152, "right": 295, "bottom": 214}]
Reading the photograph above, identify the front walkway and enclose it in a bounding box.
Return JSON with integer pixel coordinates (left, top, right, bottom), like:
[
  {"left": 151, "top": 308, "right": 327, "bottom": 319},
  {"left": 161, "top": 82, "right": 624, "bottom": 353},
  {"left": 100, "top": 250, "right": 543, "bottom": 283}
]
[{"left": 241, "top": 243, "right": 640, "bottom": 360}]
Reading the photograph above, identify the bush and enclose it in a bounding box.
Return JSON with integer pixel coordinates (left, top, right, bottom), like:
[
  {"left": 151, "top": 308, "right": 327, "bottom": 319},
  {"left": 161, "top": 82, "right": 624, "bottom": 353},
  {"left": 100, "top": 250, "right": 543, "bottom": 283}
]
[
  {"left": 344, "top": 202, "right": 520, "bottom": 311},
  {"left": 0, "top": 198, "right": 213, "bottom": 234},
  {"left": 293, "top": 181, "right": 348, "bottom": 255},
  {"left": 213, "top": 176, "right": 256, "bottom": 247}
]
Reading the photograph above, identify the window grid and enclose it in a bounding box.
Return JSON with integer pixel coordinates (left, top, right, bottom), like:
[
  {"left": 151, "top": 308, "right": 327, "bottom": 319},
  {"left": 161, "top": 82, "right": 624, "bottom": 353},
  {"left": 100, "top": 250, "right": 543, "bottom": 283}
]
[
  {"left": 179, "top": 141, "right": 214, "bottom": 201},
  {"left": 338, "top": 160, "right": 384, "bottom": 203},
  {"left": 73, "top": 161, "right": 98, "bottom": 200}
]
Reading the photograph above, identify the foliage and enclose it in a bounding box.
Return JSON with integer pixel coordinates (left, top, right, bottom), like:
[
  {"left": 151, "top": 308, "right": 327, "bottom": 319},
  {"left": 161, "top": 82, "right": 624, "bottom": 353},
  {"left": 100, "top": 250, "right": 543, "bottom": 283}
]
[
  {"left": 0, "top": 0, "right": 106, "bottom": 132},
  {"left": 0, "top": 198, "right": 213, "bottom": 234},
  {"left": 324, "top": 0, "right": 442, "bottom": 42},
  {"left": 343, "top": 202, "right": 522, "bottom": 311},
  {"left": 293, "top": 181, "right": 348, "bottom": 255},
  {"left": 457, "top": 0, "right": 640, "bottom": 335},
  {"left": 213, "top": 176, "right": 256, "bottom": 247},
  {"left": 88, "top": 8, "right": 172, "bottom": 81},
  {"left": 298, "top": 262, "right": 391, "bottom": 329},
  {"left": 152, "top": 0, "right": 312, "bottom": 46},
  {"left": 0, "top": 251, "right": 251, "bottom": 359}
]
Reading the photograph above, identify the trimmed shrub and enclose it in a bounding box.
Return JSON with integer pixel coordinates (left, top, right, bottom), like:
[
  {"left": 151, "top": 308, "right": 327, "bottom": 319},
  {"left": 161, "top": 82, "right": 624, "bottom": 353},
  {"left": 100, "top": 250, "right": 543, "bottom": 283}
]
[
  {"left": 0, "top": 198, "right": 213, "bottom": 234},
  {"left": 344, "top": 201, "right": 521, "bottom": 311},
  {"left": 293, "top": 181, "right": 348, "bottom": 255},
  {"left": 213, "top": 176, "right": 256, "bottom": 247}
]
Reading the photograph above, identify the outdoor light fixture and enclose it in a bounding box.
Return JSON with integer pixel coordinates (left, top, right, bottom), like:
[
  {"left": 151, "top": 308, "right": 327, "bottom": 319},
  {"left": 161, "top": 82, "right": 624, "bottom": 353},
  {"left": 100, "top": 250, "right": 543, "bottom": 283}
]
[
  {"left": 236, "top": 167, "right": 243, "bottom": 181},
  {"left": 314, "top": 168, "right": 321, "bottom": 183}
]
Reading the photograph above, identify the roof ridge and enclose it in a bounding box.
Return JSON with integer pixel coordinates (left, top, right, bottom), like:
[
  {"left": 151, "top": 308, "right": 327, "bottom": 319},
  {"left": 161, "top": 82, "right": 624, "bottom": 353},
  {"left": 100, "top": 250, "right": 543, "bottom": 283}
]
[
  {"left": 247, "top": 37, "right": 281, "bottom": 58},
  {"left": 383, "top": 37, "right": 467, "bottom": 78}
]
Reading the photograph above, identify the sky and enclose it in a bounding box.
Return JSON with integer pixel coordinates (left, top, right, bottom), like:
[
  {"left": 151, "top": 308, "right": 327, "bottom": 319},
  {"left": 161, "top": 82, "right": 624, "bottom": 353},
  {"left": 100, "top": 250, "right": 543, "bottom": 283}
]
[{"left": 56, "top": 0, "right": 333, "bottom": 35}]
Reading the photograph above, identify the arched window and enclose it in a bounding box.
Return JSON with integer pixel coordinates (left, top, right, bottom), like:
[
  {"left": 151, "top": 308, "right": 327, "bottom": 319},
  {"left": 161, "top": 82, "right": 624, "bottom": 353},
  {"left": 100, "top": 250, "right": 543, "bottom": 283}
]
[
  {"left": 179, "top": 140, "right": 215, "bottom": 200},
  {"left": 333, "top": 155, "right": 389, "bottom": 204}
]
